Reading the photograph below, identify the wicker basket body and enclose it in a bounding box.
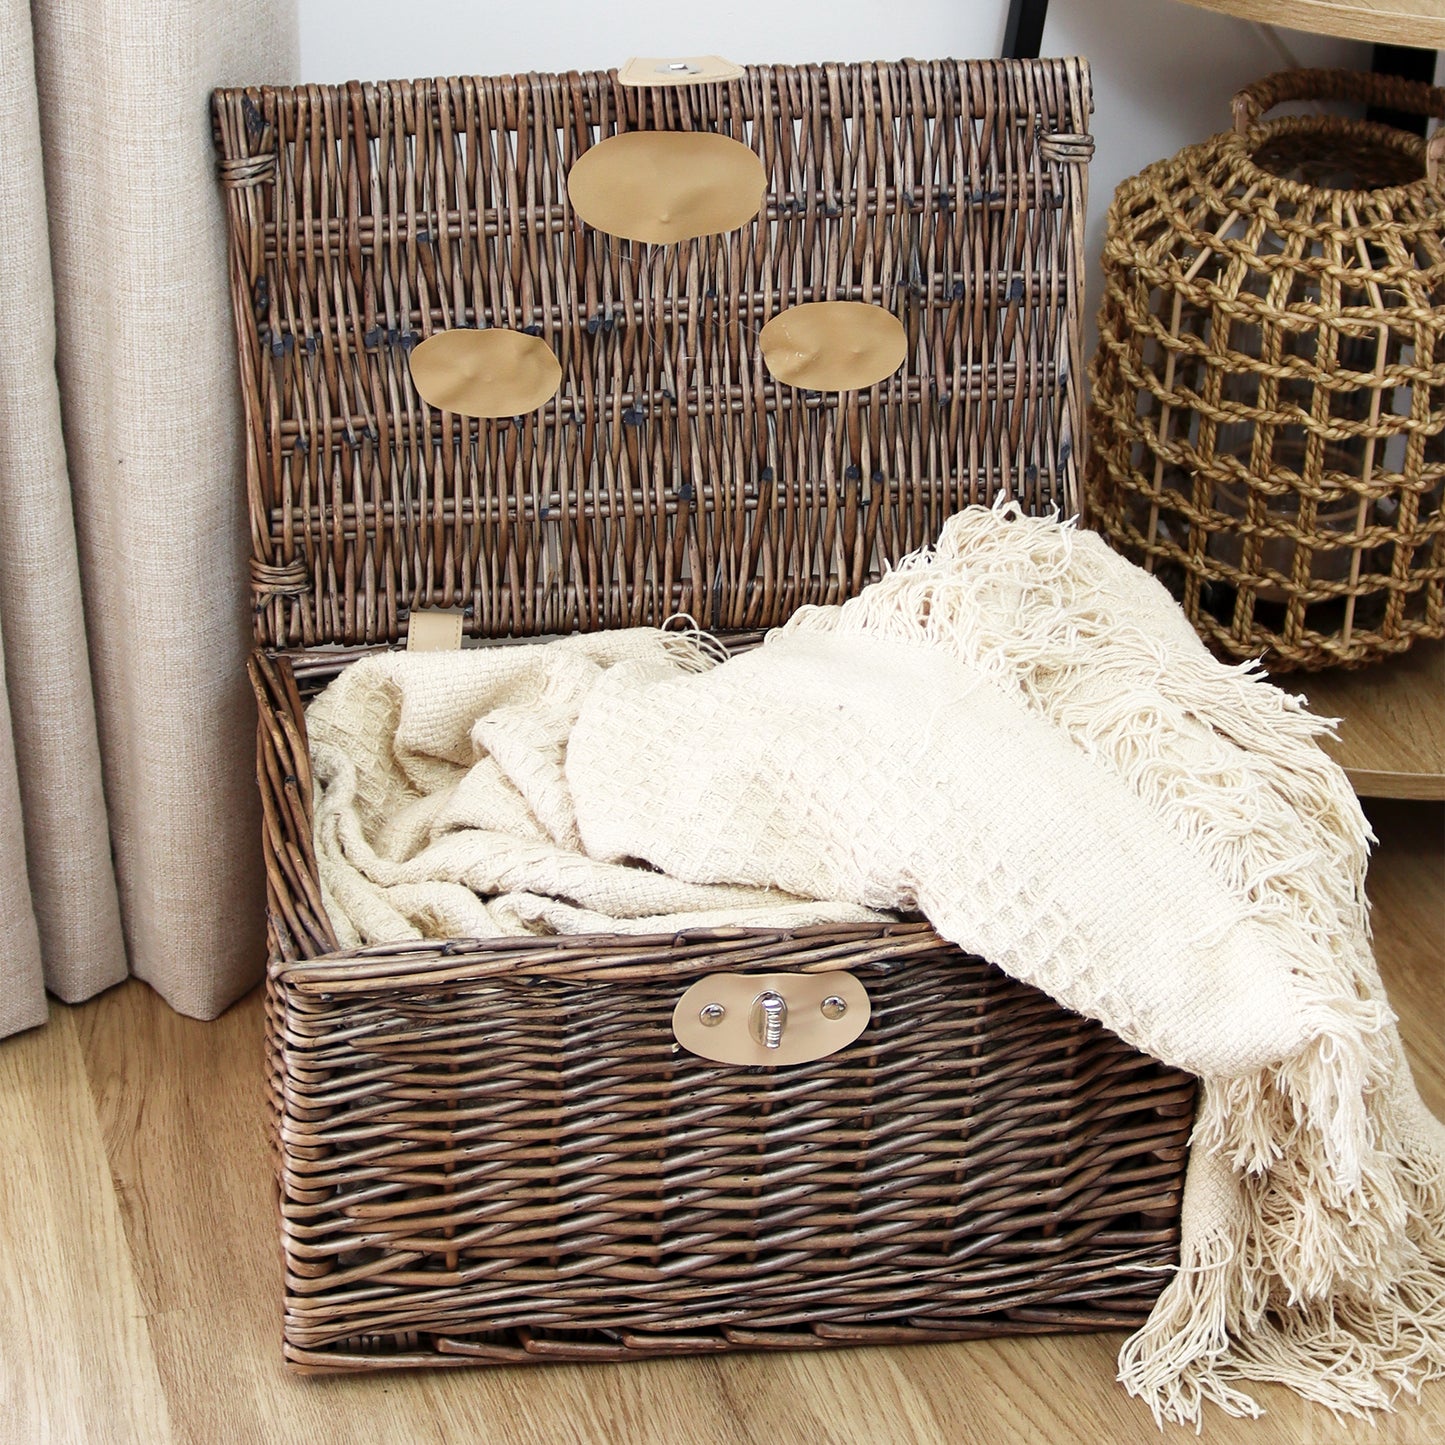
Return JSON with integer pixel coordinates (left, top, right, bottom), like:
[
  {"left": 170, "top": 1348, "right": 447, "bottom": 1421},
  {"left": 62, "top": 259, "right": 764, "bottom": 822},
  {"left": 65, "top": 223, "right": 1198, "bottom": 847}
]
[
  {"left": 1087, "top": 70, "right": 1445, "bottom": 671},
  {"left": 215, "top": 60, "right": 1196, "bottom": 1372}
]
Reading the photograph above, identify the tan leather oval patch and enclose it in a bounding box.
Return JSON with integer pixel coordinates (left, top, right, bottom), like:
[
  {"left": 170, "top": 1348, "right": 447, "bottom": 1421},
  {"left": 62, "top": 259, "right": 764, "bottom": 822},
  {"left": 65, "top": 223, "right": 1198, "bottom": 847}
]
[
  {"left": 568, "top": 131, "right": 766, "bottom": 245},
  {"left": 672, "top": 970, "right": 871, "bottom": 1067},
  {"left": 408, "top": 329, "right": 561, "bottom": 418},
  {"left": 760, "top": 302, "right": 908, "bottom": 391}
]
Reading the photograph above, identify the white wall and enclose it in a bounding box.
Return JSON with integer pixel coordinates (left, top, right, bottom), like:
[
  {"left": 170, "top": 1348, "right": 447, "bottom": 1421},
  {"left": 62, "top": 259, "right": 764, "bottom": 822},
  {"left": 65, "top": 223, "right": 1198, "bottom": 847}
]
[
  {"left": 298, "top": 2, "right": 1011, "bottom": 80},
  {"left": 1040, "top": 2, "right": 1365, "bottom": 344},
  {"left": 297, "top": 0, "right": 1378, "bottom": 343}
]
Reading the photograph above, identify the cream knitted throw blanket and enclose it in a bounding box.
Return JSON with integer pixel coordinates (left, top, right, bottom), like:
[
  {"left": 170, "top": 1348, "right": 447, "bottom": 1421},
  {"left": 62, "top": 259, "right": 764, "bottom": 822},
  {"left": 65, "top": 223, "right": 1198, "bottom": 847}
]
[
  {"left": 308, "top": 629, "right": 883, "bottom": 943},
  {"left": 307, "top": 505, "right": 1445, "bottom": 1427}
]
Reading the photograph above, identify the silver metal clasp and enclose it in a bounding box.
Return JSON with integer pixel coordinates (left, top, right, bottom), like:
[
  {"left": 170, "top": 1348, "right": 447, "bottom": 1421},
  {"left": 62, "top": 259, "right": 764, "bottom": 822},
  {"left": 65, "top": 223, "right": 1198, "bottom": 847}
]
[
  {"left": 672, "top": 971, "right": 870, "bottom": 1066},
  {"left": 749, "top": 990, "right": 788, "bottom": 1049}
]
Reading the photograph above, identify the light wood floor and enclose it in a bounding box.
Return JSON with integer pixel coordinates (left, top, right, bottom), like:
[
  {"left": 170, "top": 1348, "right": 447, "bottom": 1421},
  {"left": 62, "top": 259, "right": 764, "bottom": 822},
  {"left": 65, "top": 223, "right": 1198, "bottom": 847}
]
[{"left": 3, "top": 801, "right": 1441, "bottom": 1445}]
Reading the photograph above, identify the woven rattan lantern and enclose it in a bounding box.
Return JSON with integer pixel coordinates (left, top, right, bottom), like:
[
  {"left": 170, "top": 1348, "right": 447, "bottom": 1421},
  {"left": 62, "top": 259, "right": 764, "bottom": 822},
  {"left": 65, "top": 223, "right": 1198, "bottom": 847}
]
[{"left": 1087, "top": 69, "right": 1445, "bottom": 670}]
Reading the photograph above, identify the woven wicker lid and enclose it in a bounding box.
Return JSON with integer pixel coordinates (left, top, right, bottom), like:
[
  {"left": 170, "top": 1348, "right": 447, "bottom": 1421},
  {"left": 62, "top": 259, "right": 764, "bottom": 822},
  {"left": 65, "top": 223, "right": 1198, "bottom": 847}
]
[{"left": 213, "top": 60, "right": 1093, "bottom": 649}]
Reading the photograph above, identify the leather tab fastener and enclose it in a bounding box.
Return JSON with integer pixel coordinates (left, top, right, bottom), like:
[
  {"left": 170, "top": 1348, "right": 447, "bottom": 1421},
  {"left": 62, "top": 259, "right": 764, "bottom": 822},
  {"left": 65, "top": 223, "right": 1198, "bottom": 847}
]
[
  {"left": 406, "top": 610, "right": 465, "bottom": 652},
  {"left": 618, "top": 56, "right": 744, "bottom": 87}
]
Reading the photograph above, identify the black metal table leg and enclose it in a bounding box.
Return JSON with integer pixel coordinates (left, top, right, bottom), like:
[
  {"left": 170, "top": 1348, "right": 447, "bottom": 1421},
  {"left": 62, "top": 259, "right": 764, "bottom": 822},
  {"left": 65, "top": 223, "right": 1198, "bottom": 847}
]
[
  {"left": 1002, "top": 0, "right": 1050, "bottom": 61},
  {"left": 999, "top": 5, "right": 1436, "bottom": 148},
  {"left": 1368, "top": 44, "right": 1437, "bottom": 136}
]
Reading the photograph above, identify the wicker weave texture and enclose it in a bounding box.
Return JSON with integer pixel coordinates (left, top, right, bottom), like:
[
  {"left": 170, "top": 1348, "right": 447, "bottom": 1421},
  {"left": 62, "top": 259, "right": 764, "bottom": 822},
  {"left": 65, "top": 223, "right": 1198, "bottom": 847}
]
[
  {"left": 1086, "top": 70, "right": 1445, "bottom": 671},
  {"left": 271, "top": 928, "right": 1193, "bottom": 1369},
  {"left": 250, "top": 644, "right": 1193, "bottom": 1369},
  {"left": 221, "top": 62, "right": 1197, "bottom": 1374},
  {"left": 213, "top": 61, "right": 1093, "bottom": 649}
]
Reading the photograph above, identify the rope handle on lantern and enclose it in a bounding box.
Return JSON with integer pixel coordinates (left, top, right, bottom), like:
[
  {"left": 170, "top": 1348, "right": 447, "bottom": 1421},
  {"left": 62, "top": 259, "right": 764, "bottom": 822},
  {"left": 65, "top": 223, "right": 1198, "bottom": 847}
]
[{"left": 1231, "top": 68, "right": 1445, "bottom": 183}]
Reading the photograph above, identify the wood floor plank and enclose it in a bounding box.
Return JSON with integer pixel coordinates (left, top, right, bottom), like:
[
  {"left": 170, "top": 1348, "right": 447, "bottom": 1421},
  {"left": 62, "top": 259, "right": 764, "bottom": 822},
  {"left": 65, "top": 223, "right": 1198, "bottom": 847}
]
[
  {"left": 2, "top": 803, "right": 1438, "bottom": 1443},
  {"left": 72, "top": 977, "right": 271, "bottom": 1318},
  {"left": 0, "top": 1004, "right": 175, "bottom": 1445},
  {"left": 425, "top": 1357, "right": 751, "bottom": 1445},
  {"left": 70, "top": 972, "right": 459, "bottom": 1445},
  {"left": 142, "top": 1308, "right": 452, "bottom": 1445}
]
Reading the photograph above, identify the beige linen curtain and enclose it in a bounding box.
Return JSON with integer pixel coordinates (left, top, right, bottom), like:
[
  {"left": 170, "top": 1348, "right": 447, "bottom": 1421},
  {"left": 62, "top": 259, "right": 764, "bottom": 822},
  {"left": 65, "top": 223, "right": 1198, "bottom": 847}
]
[{"left": 0, "top": 0, "right": 298, "bottom": 1039}]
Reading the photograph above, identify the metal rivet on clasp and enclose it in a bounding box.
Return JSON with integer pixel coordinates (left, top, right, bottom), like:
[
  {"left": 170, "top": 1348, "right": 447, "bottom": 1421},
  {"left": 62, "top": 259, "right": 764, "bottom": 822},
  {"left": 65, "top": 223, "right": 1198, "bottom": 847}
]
[
  {"left": 699, "top": 1003, "right": 726, "bottom": 1027},
  {"left": 821, "top": 995, "right": 848, "bottom": 1020}
]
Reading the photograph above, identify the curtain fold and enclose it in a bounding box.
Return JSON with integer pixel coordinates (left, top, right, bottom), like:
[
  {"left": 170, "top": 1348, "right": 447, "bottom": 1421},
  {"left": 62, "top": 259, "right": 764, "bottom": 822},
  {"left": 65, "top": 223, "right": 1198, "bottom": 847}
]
[{"left": 0, "top": 0, "right": 298, "bottom": 1039}]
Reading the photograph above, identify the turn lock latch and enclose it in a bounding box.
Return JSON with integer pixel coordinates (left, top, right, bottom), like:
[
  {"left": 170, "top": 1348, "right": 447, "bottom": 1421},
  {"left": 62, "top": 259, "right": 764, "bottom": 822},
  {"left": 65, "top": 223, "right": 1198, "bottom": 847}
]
[
  {"left": 672, "top": 971, "right": 871, "bottom": 1066},
  {"left": 750, "top": 989, "right": 788, "bottom": 1049}
]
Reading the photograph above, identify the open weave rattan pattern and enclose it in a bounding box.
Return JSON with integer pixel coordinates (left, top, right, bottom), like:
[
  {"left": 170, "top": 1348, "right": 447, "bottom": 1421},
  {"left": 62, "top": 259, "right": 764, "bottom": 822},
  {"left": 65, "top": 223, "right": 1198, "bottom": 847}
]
[
  {"left": 221, "top": 62, "right": 1198, "bottom": 1371},
  {"left": 1086, "top": 70, "right": 1444, "bottom": 672},
  {"left": 212, "top": 61, "right": 1093, "bottom": 649},
  {"left": 272, "top": 929, "right": 1194, "bottom": 1368},
  {"left": 248, "top": 641, "right": 1193, "bottom": 1369}
]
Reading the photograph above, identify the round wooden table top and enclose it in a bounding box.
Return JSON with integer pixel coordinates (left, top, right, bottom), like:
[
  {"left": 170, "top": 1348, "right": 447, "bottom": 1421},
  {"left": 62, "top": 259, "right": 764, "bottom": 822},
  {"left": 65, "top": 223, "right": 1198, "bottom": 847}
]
[{"left": 1174, "top": 0, "right": 1445, "bottom": 48}]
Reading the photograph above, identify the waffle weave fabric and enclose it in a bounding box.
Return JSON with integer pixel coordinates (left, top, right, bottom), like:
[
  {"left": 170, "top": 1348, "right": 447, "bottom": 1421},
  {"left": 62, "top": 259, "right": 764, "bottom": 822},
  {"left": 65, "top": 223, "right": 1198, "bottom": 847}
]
[
  {"left": 573, "top": 628, "right": 1313, "bottom": 1082},
  {"left": 307, "top": 628, "right": 882, "bottom": 944},
  {"left": 309, "top": 504, "right": 1445, "bottom": 1426}
]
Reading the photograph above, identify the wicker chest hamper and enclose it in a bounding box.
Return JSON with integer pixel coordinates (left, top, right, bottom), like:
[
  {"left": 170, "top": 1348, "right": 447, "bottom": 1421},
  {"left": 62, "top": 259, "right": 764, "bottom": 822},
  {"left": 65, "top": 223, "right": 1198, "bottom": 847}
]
[{"left": 212, "top": 58, "right": 1197, "bottom": 1371}]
